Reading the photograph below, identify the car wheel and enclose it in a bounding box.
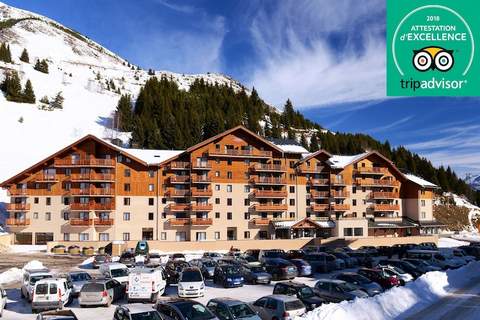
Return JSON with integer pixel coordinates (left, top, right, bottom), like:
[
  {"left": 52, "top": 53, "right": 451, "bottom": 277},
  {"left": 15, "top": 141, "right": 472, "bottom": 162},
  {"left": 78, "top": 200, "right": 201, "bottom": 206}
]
[
  {"left": 151, "top": 292, "right": 159, "bottom": 303},
  {"left": 106, "top": 298, "right": 111, "bottom": 307},
  {"left": 32, "top": 309, "right": 37, "bottom": 314},
  {"left": 20, "top": 289, "right": 24, "bottom": 299}
]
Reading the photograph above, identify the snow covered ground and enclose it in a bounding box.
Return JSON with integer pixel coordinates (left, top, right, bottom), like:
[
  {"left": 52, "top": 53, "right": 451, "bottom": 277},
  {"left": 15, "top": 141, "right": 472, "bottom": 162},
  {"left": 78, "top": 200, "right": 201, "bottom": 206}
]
[{"left": 438, "top": 237, "right": 469, "bottom": 248}]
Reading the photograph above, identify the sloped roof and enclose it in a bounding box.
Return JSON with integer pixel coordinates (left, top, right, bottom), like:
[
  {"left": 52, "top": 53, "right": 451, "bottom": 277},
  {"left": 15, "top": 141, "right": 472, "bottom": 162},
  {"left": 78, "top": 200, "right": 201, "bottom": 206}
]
[
  {"left": 119, "top": 148, "right": 184, "bottom": 165},
  {"left": 404, "top": 173, "right": 438, "bottom": 189},
  {"left": 267, "top": 138, "right": 309, "bottom": 154},
  {"left": 327, "top": 153, "right": 370, "bottom": 169},
  {"left": 272, "top": 218, "right": 335, "bottom": 229}
]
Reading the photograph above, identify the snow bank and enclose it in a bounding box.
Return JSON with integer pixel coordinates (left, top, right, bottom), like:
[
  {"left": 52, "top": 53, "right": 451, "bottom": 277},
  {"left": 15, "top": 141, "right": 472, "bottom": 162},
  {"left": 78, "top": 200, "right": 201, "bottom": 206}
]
[
  {"left": 80, "top": 257, "right": 94, "bottom": 268},
  {"left": 438, "top": 237, "right": 469, "bottom": 248},
  {"left": 9, "top": 245, "right": 47, "bottom": 253},
  {"left": 451, "top": 231, "right": 480, "bottom": 243},
  {"left": 0, "top": 260, "right": 46, "bottom": 285},
  {"left": 299, "top": 261, "right": 480, "bottom": 320},
  {"left": 23, "top": 260, "right": 44, "bottom": 270}
]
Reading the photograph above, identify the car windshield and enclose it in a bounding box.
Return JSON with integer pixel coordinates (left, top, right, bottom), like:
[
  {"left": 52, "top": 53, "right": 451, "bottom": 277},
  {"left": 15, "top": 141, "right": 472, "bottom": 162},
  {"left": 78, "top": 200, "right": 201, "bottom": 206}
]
[
  {"left": 298, "top": 286, "right": 315, "bottom": 298},
  {"left": 264, "top": 251, "right": 285, "bottom": 258},
  {"left": 81, "top": 283, "right": 104, "bottom": 292},
  {"left": 30, "top": 274, "right": 52, "bottom": 285},
  {"left": 285, "top": 300, "right": 304, "bottom": 311},
  {"left": 177, "top": 303, "right": 214, "bottom": 320},
  {"left": 181, "top": 271, "right": 203, "bottom": 282},
  {"left": 132, "top": 311, "right": 163, "bottom": 320},
  {"left": 347, "top": 274, "right": 370, "bottom": 284},
  {"left": 230, "top": 303, "right": 256, "bottom": 318},
  {"left": 250, "top": 266, "right": 266, "bottom": 273},
  {"left": 203, "top": 261, "right": 216, "bottom": 268},
  {"left": 111, "top": 268, "right": 129, "bottom": 277},
  {"left": 223, "top": 267, "right": 240, "bottom": 275},
  {"left": 338, "top": 282, "right": 358, "bottom": 292},
  {"left": 70, "top": 273, "right": 91, "bottom": 282}
]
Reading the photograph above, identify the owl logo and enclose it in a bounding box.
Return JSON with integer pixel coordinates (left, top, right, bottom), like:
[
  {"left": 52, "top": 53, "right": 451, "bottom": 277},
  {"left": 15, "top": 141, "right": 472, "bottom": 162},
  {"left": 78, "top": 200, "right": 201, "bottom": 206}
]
[{"left": 412, "top": 46, "right": 454, "bottom": 72}]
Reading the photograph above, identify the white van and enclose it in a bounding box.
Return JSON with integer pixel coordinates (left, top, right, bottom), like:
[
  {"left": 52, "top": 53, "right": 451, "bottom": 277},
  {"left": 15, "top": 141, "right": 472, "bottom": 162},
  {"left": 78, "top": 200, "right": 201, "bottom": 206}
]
[
  {"left": 100, "top": 263, "right": 130, "bottom": 284},
  {"left": 21, "top": 267, "right": 52, "bottom": 302},
  {"left": 127, "top": 267, "right": 166, "bottom": 303},
  {"left": 31, "top": 278, "right": 72, "bottom": 313}
]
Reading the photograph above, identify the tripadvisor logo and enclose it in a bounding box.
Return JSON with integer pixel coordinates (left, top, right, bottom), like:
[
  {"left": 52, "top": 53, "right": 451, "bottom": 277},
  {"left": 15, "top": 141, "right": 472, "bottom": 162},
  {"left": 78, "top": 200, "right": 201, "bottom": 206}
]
[{"left": 387, "top": 2, "right": 478, "bottom": 96}]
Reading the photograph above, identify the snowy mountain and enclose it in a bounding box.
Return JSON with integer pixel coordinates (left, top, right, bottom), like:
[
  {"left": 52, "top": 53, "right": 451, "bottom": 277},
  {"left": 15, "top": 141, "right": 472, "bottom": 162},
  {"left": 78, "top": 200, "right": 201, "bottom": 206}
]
[
  {"left": 464, "top": 174, "right": 480, "bottom": 191},
  {"left": 0, "top": 1, "right": 245, "bottom": 201}
]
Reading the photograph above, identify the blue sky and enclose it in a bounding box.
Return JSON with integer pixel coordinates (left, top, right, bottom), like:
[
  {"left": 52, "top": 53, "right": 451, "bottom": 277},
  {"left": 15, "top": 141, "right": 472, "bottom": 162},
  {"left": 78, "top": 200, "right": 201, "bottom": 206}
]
[{"left": 4, "top": 0, "right": 479, "bottom": 177}]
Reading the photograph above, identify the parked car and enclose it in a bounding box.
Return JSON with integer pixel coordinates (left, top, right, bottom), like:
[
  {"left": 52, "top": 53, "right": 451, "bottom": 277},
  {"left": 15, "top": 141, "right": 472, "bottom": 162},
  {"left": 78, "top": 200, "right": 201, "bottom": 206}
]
[
  {"left": 392, "top": 244, "right": 417, "bottom": 258},
  {"left": 348, "top": 251, "right": 374, "bottom": 267},
  {"left": 251, "top": 295, "right": 306, "bottom": 320},
  {"left": 0, "top": 286, "right": 7, "bottom": 318},
  {"left": 207, "top": 298, "right": 261, "bottom": 320},
  {"left": 441, "top": 248, "right": 475, "bottom": 264},
  {"left": 241, "top": 264, "right": 272, "bottom": 284},
  {"left": 32, "top": 278, "right": 73, "bottom": 313},
  {"left": 314, "top": 279, "right": 368, "bottom": 302},
  {"left": 203, "top": 252, "right": 223, "bottom": 261},
  {"left": 377, "top": 259, "right": 422, "bottom": 279},
  {"left": 36, "top": 310, "right": 79, "bottom": 320},
  {"left": 259, "top": 249, "right": 286, "bottom": 262},
  {"left": 114, "top": 304, "right": 162, "bottom": 320},
  {"left": 178, "top": 267, "right": 205, "bottom": 298},
  {"left": 376, "top": 246, "right": 394, "bottom": 258},
  {"left": 273, "top": 282, "right": 325, "bottom": 311},
  {"left": 100, "top": 263, "right": 130, "bottom": 284},
  {"left": 171, "top": 253, "right": 187, "bottom": 261},
  {"left": 68, "top": 271, "right": 92, "bottom": 296},
  {"left": 21, "top": 267, "right": 53, "bottom": 301},
  {"left": 148, "top": 253, "right": 163, "bottom": 266},
  {"left": 302, "top": 253, "right": 339, "bottom": 273},
  {"left": 333, "top": 272, "right": 383, "bottom": 296},
  {"left": 459, "top": 246, "right": 480, "bottom": 260},
  {"left": 79, "top": 278, "right": 124, "bottom": 307},
  {"left": 135, "top": 241, "right": 150, "bottom": 256},
  {"left": 403, "top": 258, "right": 442, "bottom": 273},
  {"left": 190, "top": 259, "right": 218, "bottom": 279},
  {"left": 289, "top": 259, "right": 312, "bottom": 276},
  {"left": 119, "top": 252, "right": 136, "bottom": 267},
  {"left": 264, "top": 258, "right": 298, "bottom": 280},
  {"left": 419, "top": 242, "right": 437, "bottom": 250},
  {"left": 358, "top": 246, "right": 379, "bottom": 256},
  {"left": 127, "top": 267, "right": 166, "bottom": 302},
  {"left": 93, "top": 254, "right": 112, "bottom": 269},
  {"left": 376, "top": 265, "right": 413, "bottom": 285},
  {"left": 286, "top": 250, "right": 305, "bottom": 260},
  {"left": 155, "top": 299, "right": 218, "bottom": 320},
  {"left": 213, "top": 265, "right": 244, "bottom": 288},
  {"left": 165, "top": 260, "right": 191, "bottom": 285},
  {"left": 357, "top": 268, "right": 400, "bottom": 289},
  {"left": 406, "top": 250, "right": 463, "bottom": 269}
]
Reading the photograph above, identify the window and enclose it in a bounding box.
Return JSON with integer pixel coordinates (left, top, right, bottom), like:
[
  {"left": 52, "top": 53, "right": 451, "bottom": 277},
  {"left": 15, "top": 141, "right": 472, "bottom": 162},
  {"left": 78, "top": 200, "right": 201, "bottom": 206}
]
[
  {"left": 227, "top": 198, "right": 232, "bottom": 206},
  {"left": 289, "top": 186, "right": 295, "bottom": 193},
  {"left": 162, "top": 198, "right": 166, "bottom": 204},
  {"left": 421, "top": 200, "right": 426, "bottom": 207},
  {"left": 215, "top": 212, "right": 220, "bottom": 219},
  {"left": 123, "top": 212, "right": 130, "bottom": 221},
  {"left": 215, "top": 171, "right": 220, "bottom": 177},
  {"left": 79, "top": 233, "right": 89, "bottom": 241},
  {"left": 244, "top": 212, "right": 250, "bottom": 220},
  {"left": 352, "top": 199, "right": 357, "bottom": 206},
  {"left": 196, "top": 232, "right": 206, "bottom": 241},
  {"left": 99, "top": 233, "right": 109, "bottom": 241},
  {"left": 244, "top": 231, "right": 250, "bottom": 239},
  {"left": 244, "top": 199, "right": 250, "bottom": 206},
  {"left": 148, "top": 184, "right": 154, "bottom": 192},
  {"left": 45, "top": 212, "right": 51, "bottom": 221},
  {"left": 124, "top": 169, "right": 131, "bottom": 177},
  {"left": 289, "top": 199, "right": 295, "bottom": 206},
  {"left": 354, "top": 228, "right": 363, "bottom": 236},
  {"left": 227, "top": 185, "right": 232, "bottom": 192},
  {"left": 148, "top": 170, "right": 155, "bottom": 178},
  {"left": 289, "top": 212, "right": 295, "bottom": 219},
  {"left": 65, "top": 168, "right": 71, "bottom": 176},
  {"left": 63, "top": 212, "right": 69, "bottom": 220},
  {"left": 124, "top": 183, "right": 131, "bottom": 192},
  {"left": 124, "top": 197, "right": 130, "bottom": 206},
  {"left": 63, "top": 233, "right": 70, "bottom": 241},
  {"left": 123, "top": 233, "right": 130, "bottom": 241},
  {"left": 63, "top": 197, "right": 70, "bottom": 205},
  {"left": 244, "top": 185, "right": 250, "bottom": 193},
  {"left": 289, "top": 174, "right": 295, "bottom": 181},
  {"left": 214, "top": 232, "right": 220, "bottom": 240},
  {"left": 344, "top": 228, "right": 353, "bottom": 237},
  {"left": 161, "top": 212, "right": 166, "bottom": 219},
  {"left": 352, "top": 187, "right": 356, "bottom": 194},
  {"left": 148, "top": 198, "right": 154, "bottom": 206},
  {"left": 227, "top": 172, "right": 232, "bottom": 179},
  {"left": 289, "top": 161, "right": 295, "bottom": 168},
  {"left": 34, "top": 197, "right": 39, "bottom": 204},
  {"left": 161, "top": 232, "right": 167, "bottom": 240},
  {"left": 227, "top": 212, "right": 232, "bottom": 220},
  {"left": 215, "top": 198, "right": 220, "bottom": 205},
  {"left": 46, "top": 197, "right": 51, "bottom": 206},
  {"left": 176, "top": 232, "right": 186, "bottom": 242},
  {"left": 215, "top": 184, "right": 220, "bottom": 191},
  {"left": 33, "top": 212, "right": 38, "bottom": 219},
  {"left": 148, "top": 212, "right": 154, "bottom": 220},
  {"left": 421, "top": 211, "right": 426, "bottom": 219},
  {"left": 227, "top": 159, "right": 232, "bottom": 166}
]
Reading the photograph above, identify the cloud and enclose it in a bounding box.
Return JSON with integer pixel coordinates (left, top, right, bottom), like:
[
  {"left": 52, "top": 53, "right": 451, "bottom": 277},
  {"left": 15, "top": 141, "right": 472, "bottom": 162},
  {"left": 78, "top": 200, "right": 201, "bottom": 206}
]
[
  {"left": 247, "top": 0, "right": 386, "bottom": 108},
  {"left": 155, "top": 0, "right": 195, "bottom": 14},
  {"left": 366, "top": 116, "right": 413, "bottom": 134}
]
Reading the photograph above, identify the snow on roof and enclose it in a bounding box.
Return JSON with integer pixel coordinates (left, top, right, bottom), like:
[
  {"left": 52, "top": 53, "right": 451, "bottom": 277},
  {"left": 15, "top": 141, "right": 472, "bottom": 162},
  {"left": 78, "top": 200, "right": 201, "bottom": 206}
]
[
  {"left": 272, "top": 219, "right": 335, "bottom": 229},
  {"left": 405, "top": 173, "right": 438, "bottom": 188},
  {"left": 120, "top": 148, "right": 184, "bottom": 165},
  {"left": 327, "top": 153, "right": 369, "bottom": 169},
  {"left": 276, "top": 144, "right": 310, "bottom": 154}
]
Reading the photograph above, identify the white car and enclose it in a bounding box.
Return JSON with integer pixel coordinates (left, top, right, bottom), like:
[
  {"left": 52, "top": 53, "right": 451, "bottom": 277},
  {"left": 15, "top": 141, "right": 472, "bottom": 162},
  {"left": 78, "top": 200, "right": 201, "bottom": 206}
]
[
  {"left": 178, "top": 267, "right": 205, "bottom": 298},
  {"left": 99, "top": 262, "right": 129, "bottom": 284},
  {"left": 21, "top": 268, "right": 53, "bottom": 302},
  {"left": 127, "top": 267, "right": 166, "bottom": 303},
  {"left": 31, "top": 278, "right": 72, "bottom": 313},
  {"left": 0, "top": 286, "right": 7, "bottom": 318},
  {"left": 378, "top": 266, "right": 413, "bottom": 284}
]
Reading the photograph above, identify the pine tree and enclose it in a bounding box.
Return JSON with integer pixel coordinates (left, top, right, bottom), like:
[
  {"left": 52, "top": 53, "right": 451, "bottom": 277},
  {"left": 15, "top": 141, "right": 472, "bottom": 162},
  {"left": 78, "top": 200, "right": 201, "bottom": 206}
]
[
  {"left": 116, "top": 94, "right": 134, "bottom": 131},
  {"left": 1, "top": 71, "right": 23, "bottom": 102},
  {"left": 0, "top": 43, "right": 12, "bottom": 63},
  {"left": 51, "top": 91, "right": 64, "bottom": 109},
  {"left": 34, "top": 59, "right": 49, "bottom": 73},
  {"left": 20, "top": 48, "right": 29, "bottom": 63},
  {"left": 22, "top": 79, "right": 36, "bottom": 103},
  {"left": 310, "top": 133, "right": 320, "bottom": 151},
  {"left": 300, "top": 134, "right": 309, "bottom": 150}
]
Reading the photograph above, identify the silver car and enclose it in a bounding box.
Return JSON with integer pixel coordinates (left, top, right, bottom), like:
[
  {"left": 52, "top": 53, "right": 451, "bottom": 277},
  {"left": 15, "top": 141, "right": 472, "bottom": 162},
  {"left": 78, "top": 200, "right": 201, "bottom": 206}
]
[
  {"left": 79, "top": 279, "right": 124, "bottom": 307},
  {"left": 251, "top": 295, "right": 306, "bottom": 320},
  {"left": 68, "top": 271, "right": 92, "bottom": 296}
]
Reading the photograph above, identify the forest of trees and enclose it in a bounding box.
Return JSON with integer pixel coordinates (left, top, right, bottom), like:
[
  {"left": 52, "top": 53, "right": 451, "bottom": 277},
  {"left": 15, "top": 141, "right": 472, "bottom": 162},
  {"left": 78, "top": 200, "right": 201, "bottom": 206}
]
[{"left": 116, "top": 76, "right": 480, "bottom": 204}]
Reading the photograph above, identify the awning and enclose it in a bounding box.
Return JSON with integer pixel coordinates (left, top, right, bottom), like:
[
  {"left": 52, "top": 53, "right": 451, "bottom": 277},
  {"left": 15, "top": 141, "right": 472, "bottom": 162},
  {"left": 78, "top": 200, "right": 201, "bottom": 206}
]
[
  {"left": 272, "top": 218, "right": 335, "bottom": 230},
  {"left": 418, "top": 220, "right": 446, "bottom": 228},
  {"left": 368, "top": 218, "right": 418, "bottom": 229}
]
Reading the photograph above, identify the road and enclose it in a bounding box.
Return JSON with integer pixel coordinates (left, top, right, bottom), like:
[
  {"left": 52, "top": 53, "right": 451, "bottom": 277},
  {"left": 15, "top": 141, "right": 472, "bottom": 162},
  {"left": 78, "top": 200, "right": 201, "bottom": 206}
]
[{"left": 404, "top": 276, "right": 480, "bottom": 320}]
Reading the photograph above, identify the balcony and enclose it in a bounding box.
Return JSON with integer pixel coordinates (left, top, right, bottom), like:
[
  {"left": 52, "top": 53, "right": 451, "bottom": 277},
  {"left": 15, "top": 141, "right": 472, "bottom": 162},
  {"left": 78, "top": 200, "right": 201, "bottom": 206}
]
[
  {"left": 250, "top": 218, "right": 271, "bottom": 226},
  {"left": 369, "top": 192, "right": 399, "bottom": 199},
  {"left": 251, "top": 190, "right": 287, "bottom": 198},
  {"left": 310, "top": 191, "right": 329, "bottom": 199},
  {"left": 331, "top": 204, "right": 350, "bottom": 211},
  {"left": 250, "top": 177, "right": 286, "bottom": 185},
  {"left": 69, "top": 219, "right": 93, "bottom": 226},
  {"left": 332, "top": 191, "right": 350, "bottom": 198},
  {"left": 6, "top": 203, "right": 30, "bottom": 211},
  {"left": 331, "top": 177, "right": 346, "bottom": 186},
  {"left": 168, "top": 162, "right": 190, "bottom": 170},
  {"left": 191, "top": 189, "right": 213, "bottom": 197},
  {"left": 32, "top": 173, "right": 58, "bottom": 182},
  {"left": 8, "top": 189, "right": 28, "bottom": 197},
  {"left": 308, "top": 178, "right": 329, "bottom": 186},
  {"left": 69, "top": 202, "right": 115, "bottom": 211},
  {"left": 250, "top": 164, "right": 286, "bottom": 172},
  {"left": 69, "top": 173, "right": 114, "bottom": 182},
  {"left": 354, "top": 167, "right": 388, "bottom": 175},
  {"left": 54, "top": 158, "right": 115, "bottom": 167},
  {"left": 169, "top": 176, "right": 190, "bottom": 184},
  {"left": 372, "top": 204, "right": 400, "bottom": 211},
  {"left": 169, "top": 218, "right": 190, "bottom": 226},
  {"left": 251, "top": 204, "right": 288, "bottom": 212},
  {"left": 355, "top": 178, "right": 400, "bottom": 187},
  {"left": 165, "top": 189, "right": 190, "bottom": 198},
  {"left": 191, "top": 176, "right": 212, "bottom": 184},
  {"left": 93, "top": 218, "right": 114, "bottom": 226},
  {"left": 167, "top": 204, "right": 191, "bottom": 212},
  {"left": 311, "top": 204, "right": 330, "bottom": 212},
  {"left": 6, "top": 218, "right": 30, "bottom": 226},
  {"left": 191, "top": 218, "right": 213, "bottom": 226},
  {"left": 68, "top": 188, "right": 114, "bottom": 196},
  {"left": 297, "top": 165, "right": 325, "bottom": 174},
  {"left": 190, "top": 204, "right": 213, "bottom": 212},
  {"left": 374, "top": 216, "right": 402, "bottom": 222},
  {"left": 208, "top": 149, "right": 272, "bottom": 158},
  {"left": 191, "top": 163, "right": 212, "bottom": 170}
]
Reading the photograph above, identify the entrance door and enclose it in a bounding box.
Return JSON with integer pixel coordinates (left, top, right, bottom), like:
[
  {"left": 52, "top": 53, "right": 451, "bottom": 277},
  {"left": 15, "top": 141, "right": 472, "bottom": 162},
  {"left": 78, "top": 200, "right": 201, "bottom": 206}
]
[
  {"left": 227, "top": 228, "right": 237, "bottom": 240},
  {"left": 142, "top": 228, "right": 154, "bottom": 240}
]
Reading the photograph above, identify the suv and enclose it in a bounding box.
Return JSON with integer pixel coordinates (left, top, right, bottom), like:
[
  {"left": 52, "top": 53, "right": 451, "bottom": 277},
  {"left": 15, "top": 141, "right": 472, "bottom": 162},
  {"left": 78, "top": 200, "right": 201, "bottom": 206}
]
[
  {"left": 21, "top": 268, "right": 53, "bottom": 302},
  {"left": 377, "top": 259, "right": 422, "bottom": 279},
  {"left": 264, "top": 258, "right": 298, "bottom": 280},
  {"left": 251, "top": 295, "right": 306, "bottom": 320},
  {"left": 155, "top": 299, "right": 217, "bottom": 320},
  {"left": 213, "top": 265, "right": 244, "bottom": 288},
  {"left": 302, "top": 253, "right": 340, "bottom": 273},
  {"left": 119, "top": 252, "right": 136, "bottom": 267},
  {"left": 114, "top": 304, "right": 162, "bottom": 320},
  {"left": 31, "top": 278, "right": 72, "bottom": 313},
  {"left": 273, "top": 282, "right": 325, "bottom": 311}
]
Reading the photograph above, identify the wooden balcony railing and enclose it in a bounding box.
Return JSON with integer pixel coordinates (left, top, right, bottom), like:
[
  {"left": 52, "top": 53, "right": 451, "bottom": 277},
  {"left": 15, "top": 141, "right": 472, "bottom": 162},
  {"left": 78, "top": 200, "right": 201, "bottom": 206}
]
[
  {"left": 374, "top": 216, "right": 402, "bottom": 221},
  {"left": 311, "top": 204, "right": 330, "bottom": 212},
  {"left": 250, "top": 164, "right": 286, "bottom": 172},
  {"left": 297, "top": 165, "right": 325, "bottom": 174},
  {"left": 93, "top": 218, "right": 114, "bottom": 226},
  {"left": 165, "top": 189, "right": 190, "bottom": 197},
  {"left": 190, "top": 189, "right": 213, "bottom": 197},
  {"left": 331, "top": 204, "right": 350, "bottom": 211},
  {"left": 191, "top": 176, "right": 212, "bottom": 183},
  {"left": 310, "top": 191, "right": 329, "bottom": 198},
  {"left": 8, "top": 189, "right": 28, "bottom": 197},
  {"left": 32, "top": 173, "right": 58, "bottom": 182},
  {"left": 250, "top": 177, "right": 287, "bottom": 185},
  {"left": 169, "top": 176, "right": 190, "bottom": 183},
  {"left": 191, "top": 218, "right": 213, "bottom": 226},
  {"left": 332, "top": 191, "right": 350, "bottom": 198},
  {"left": 69, "top": 219, "right": 93, "bottom": 226},
  {"left": 69, "top": 173, "right": 114, "bottom": 181},
  {"left": 355, "top": 178, "right": 400, "bottom": 187},
  {"left": 191, "top": 163, "right": 212, "bottom": 170},
  {"left": 167, "top": 204, "right": 191, "bottom": 212},
  {"left": 308, "top": 178, "right": 329, "bottom": 186},
  {"left": 372, "top": 204, "right": 400, "bottom": 211},
  {"left": 6, "top": 203, "right": 30, "bottom": 211},
  {"left": 6, "top": 218, "right": 30, "bottom": 226},
  {"left": 250, "top": 218, "right": 271, "bottom": 226},
  {"left": 168, "top": 162, "right": 190, "bottom": 170},
  {"left": 169, "top": 218, "right": 190, "bottom": 226},
  {"left": 369, "top": 192, "right": 399, "bottom": 199},
  {"left": 54, "top": 158, "right": 115, "bottom": 167},
  {"left": 208, "top": 149, "right": 272, "bottom": 158},
  {"left": 190, "top": 204, "right": 213, "bottom": 212},
  {"left": 252, "top": 190, "right": 287, "bottom": 198},
  {"left": 354, "top": 167, "right": 389, "bottom": 175},
  {"left": 330, "top": 177, "right": 346, "bottom": 185},
  {"left": 70, "top": 202, "right": 115, "bottom": 211},
  {"left": 68, "top": 188, "right": 114, "bottom": 196},
  {"left": 251, "top": 204, "right": 288, "bottom": 212}
]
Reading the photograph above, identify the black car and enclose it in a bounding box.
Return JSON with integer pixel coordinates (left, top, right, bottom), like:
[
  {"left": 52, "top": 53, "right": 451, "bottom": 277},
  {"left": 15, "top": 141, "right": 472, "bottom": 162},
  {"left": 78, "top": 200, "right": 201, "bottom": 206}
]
[
  {"left": 286, "top": 250, "right": 305, "bottom": 260},
  {"left": 244, "top": 249, "right": 261, "bottom": 261},
  {"left": 213, "top": 265, "right": 244, "bottom": 288},
  {"left": 273, "top": 281, "right": 325, "bottom": 311},
  {"left": 392, "top": 244, "right": 417, "bottom": 258},
  {"left": 264, "top": 258, "right": 298, "bottom": 280},
  {"left": 348, "top": 251, "right": 374, "bottom": 267},
  {"left": 165, "top": 260, "right": 191, "bottom": 285},
  {"left": 377, "top": 259, "right": 422, "bottom": 279},
  {"left": 119, "top": 251, "right": 136, "bottom": 267},
  {"left": 459, "top": 246, "right": 480, "bottom": 260},
  {"left": 155, "top": 299, "right": 217, "bottom": 320}
]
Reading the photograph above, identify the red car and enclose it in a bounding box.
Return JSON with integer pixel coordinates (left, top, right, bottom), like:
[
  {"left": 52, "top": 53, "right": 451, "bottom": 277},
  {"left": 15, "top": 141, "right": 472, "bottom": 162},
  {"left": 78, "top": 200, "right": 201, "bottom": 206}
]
[{"left": 357, "top": 268, "right": 400, "bottom": 289}]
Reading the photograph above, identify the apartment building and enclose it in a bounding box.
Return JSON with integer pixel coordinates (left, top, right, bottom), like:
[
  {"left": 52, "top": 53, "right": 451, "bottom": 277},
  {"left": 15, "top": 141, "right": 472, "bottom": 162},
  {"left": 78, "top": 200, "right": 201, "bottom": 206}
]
[{"left": 0, "top": 126, "right": 442, "bottom": 244}]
